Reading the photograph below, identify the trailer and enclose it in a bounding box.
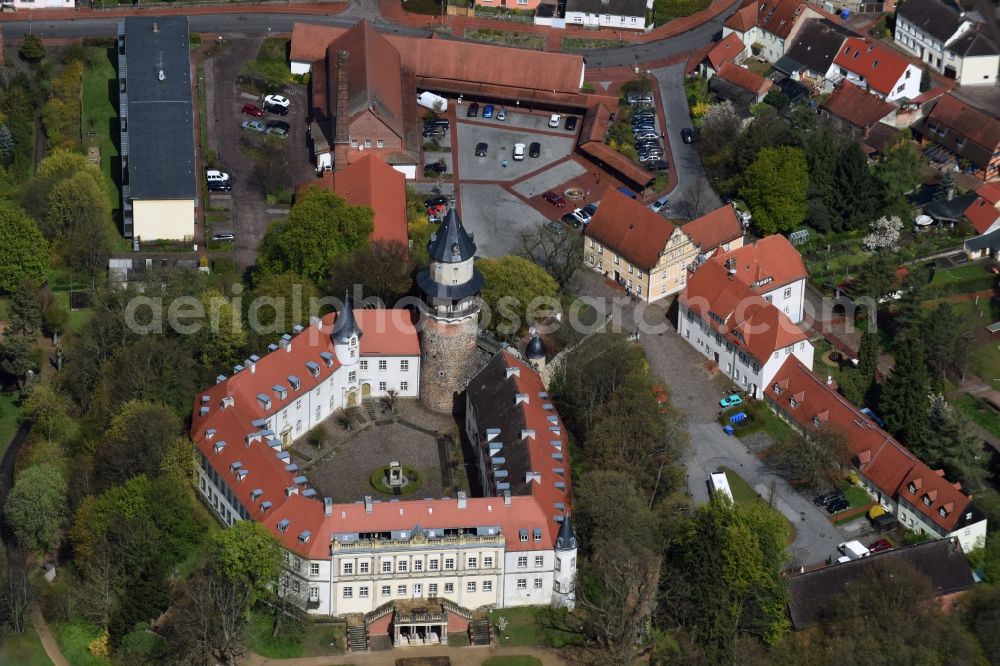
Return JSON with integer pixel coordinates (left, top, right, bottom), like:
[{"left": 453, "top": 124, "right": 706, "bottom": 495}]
[{"left": 709, "top": 472, "right": 734, "bottom": 502}]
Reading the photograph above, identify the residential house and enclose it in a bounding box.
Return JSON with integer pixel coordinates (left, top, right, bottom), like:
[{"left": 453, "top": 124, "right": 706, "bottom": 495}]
[
  {"left": 962, "top": 182, "right": 1000, "bottom": 258},
  {"left": 117, "top": 18, "right": 196, "bottom": 241},
  {"left": 564, "top": 0, "right": 651, "bottom": 31},
  {"left": 828, "top": 37, "right": 922, "bottom": 101},
  {"left": 722, "top": 0, "right": 822, "bottom": 64},
  {"left": 912, "top": 93, "right": 1000, "bottom": 181},
  {"left": 820, "top": 82, "right": 898, "bottom": 139},
  {"left": 767, "top": 356, "right": 988, "bottom": 553},
  {"left": 583, "top": 190, "right": 744, "bottom": 302},
  {"left": 787, "top": 539, "right": 976, "bottom": 629},
  {"left": 682, "top": 204, "right": 746, "bottom": 260},
  {"left": 699, "top": 33, "right": 749, "bottom": 78},
  {"left": 781, "top": 19, "right": 852, "bottom": 91},
  {"left": 894, "top": 0, "right": 999, "bottom": 85},
  {"left": 678, "top": 259, "right": 813, "bottom": 398},
  {"left": 320, "top": 154, "right": 409, "bottom": 247},
  {"left": 708, "top": 61, "right": 774, "bottom": 108},
  {"left": 708, "top": 234, "right": 808, "bottom": 322}
]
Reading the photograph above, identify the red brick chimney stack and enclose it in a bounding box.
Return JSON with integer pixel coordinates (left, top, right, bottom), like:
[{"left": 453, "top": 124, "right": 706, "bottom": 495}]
[{"left": 334, "top": 50, "right": 350, "bottom": 172}]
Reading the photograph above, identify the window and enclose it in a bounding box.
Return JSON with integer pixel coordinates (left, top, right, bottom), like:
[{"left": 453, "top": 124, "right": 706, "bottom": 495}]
[
  {"left": 360, "top": 360, "right": 368, "bottom": 370},
  {"left": 400, "top": 360, "right": 409, "bottom": 371},
  {"left": 613, "top": 254, "right": 620, "bottom": 266},
  {"left": 296, "top": 419, "right": 302, "bottom": 432},
  {"left": 445, "top": 583, "right": 454, "bottom": 593},
  {"left": 379, "top": 381, "right": 387, "bottom": 392},
  {"left": 359, "top": 561, "right": 369, "bottom": 574},
  {"left": 534, "top": 578, "right": 543, "bottom": 589},
  {"left": 382, "top": 561, "right": 392, "bottom": 573},
  {"left": 483, "top": 580, "right": 493, "bottom": 592},
  {"left": 293, "top": 580, "right": 301, "bottom": 593},
  {"left": 468, "top": 557, "right": 478, "bottom": 569},
  {"left": 445, "top": 558, "right": 455, "bottom": 570},
  {"left": 517, "top": 556, "right": 528, "bottom": 568},
  {"left": 351, "top": 138, "right": 358, "bottom": 147},
  {"left": 397, "top": 585, "right": 407, "bottom": 596},
  {"left": 376, "top": 139, "right": 384, "bottom": 148},
  {"left": 483, "top": 556, "right": 493, "bottom": 568},
  {"left": 381, "top": 585, "right": 391, "bottom": 596},
  {"left": 555, "top": 558, "right": 561, "bottom": 571},
  {"left": 414, "top": 560, "right": 423, "bottom": 572},
  {"left": 467, "top": 581, "right": 477, "bottom": 592},
  {"left": 413, "top": 583, "right": 422, "bottom": 597},
  {"left": 309, "top": 585, "right": 319, "bottom": 601},
  {"left": 628, "top": 265, "right": 633, "bottom": 274},
  {"left": 517, "top": 579, "right": 527, "bottom": 590},
  {"left": 315, "top": 405, "right": 321, "bottom": 420},
  {"left": 343, "top": 562, "right": 353, "bottom": 575},
  {"left": 783, "top": 287, "right": 792, "bottom": 298},
  {"left": 429, "top": 583, "right": 438, "bottom": 595},
  {"left": 310, "top": 563, "right": 321, "bottom": 576},
  {"left": 398, "top": 561, "right": 408, "bottom": 573},
  {"left": 359, "top": 586, "right": 369, "bottom": 598},
  {"left": 429, "top": 559, "right": 439, "bottom": 571},
  {"left": 534, "top": 556, "right": 544, "bottom": 567},
  {"left": 364, "top": 139, "right": 372, "bottom": 148},
  {"left": 401, "top": 381, "right": 408, "bottom": 391},
  {"left": 348, "top": 371, "right": 356, "bottom": 383},
  {"left": 554, "top": 581, "right": 561, "bottom": 593},
  {"left": 379, "top": 360, "right": 387, "bottom": 371},
  {"left": 343, "top": 587, "right": 353, "bottom": 598}
]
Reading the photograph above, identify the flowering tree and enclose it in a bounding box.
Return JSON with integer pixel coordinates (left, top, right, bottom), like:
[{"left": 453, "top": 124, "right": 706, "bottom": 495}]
[{"left": 861, "top": 215, "right": 902, "bottom": 252}]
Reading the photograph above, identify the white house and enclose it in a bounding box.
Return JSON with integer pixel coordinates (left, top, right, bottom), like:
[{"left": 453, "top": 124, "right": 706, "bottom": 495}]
[
  {"left": 709, "top": 235, "right": 809, "bottom": 323},
  {"left": 2, "top": 0, "right": 73, "bottom": 9},
  {"left": 721, "top": 0, "right": 821, "bottom": 64},
  {"left": 678, "top": 258, "right": 814, "bottom": 399},
  {"left": 564, "top": 0, "right": 650, "bottom": 31},
  {"left": 894, "top": 0, "right": 999, "bottom": 86},
  {"left": 828, "top": 37, "right": 922, "bottom": 102}
]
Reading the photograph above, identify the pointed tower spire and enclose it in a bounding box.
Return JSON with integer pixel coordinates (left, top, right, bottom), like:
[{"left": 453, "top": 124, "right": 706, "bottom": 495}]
[
  {"left": 331, "top": 290, "right": 363, "bottom": 345},
  {"left": 427, "top": 208, "right": 477, "bottom": 264},
  {"left": 555, "top": 514, "right": 577, "bottom": 551}
]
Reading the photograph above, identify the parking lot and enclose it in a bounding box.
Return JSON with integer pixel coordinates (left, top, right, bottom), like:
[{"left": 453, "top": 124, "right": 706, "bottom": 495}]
[{"left": 453, "top": 111, "right": 579, "bottom": 182}]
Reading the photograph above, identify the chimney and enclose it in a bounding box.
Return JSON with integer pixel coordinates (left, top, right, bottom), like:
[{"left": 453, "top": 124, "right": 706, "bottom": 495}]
[
  {"left": 457, "top": 491, "right": 468, "bottom": 510},
  {"left": 503, "top": 490, "right": 512, "bottom": 506},
  {"left": 364, "top": 495, "right": 373, "bottom": 513},
  {"left": 324, "top": 497, "right": 333, "bottom": 516},
  {"left": 334, "top": 50, "right": 351, "bottom": 173},
  {"left": 152, "top": 21, "right": 158, "bottom": 33},
  {"left": 826, "top": 375, "right": 833, "bottom": 385}
]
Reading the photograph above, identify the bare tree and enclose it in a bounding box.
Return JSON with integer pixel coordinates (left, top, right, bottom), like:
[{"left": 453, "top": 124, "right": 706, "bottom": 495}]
[
  {"left": 676, "top": 179, "right": 712, "bottom": 220},
  {"left": 519, "top": 224, "right": 584, "bottom": 289},
  {"left": 0, "top": 548, "right": 32, "bottom": 635},
  {"left": 163, "top": 571, "right": 253, "bottom": 666},
  {"left": 76, "top": 542, "right": 125, "bottom": 630},
  {"left": 382, "top": 389, "right": 399, "bottom": 414}
]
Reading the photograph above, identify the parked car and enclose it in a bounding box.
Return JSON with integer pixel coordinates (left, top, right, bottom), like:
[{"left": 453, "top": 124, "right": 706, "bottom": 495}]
[
  {"left": 646, "top": 159, "right": 670, "bottom": 172},
  {"left": 424, "top": 195, "right": 448, "bottom": 208},
  {"left": 582, "top": 203, "right": 598, "bottom": 219},
  {"left": 814, "top": 491, "right": 845, "bottom": 506},
  {"left": 424, "top": 119, "right": 450, "bottom": 130},
  {"left": 267, "top": 120, "right": 290, "bottom": 132},
  {"left": 546, "top": 220, "right": 566, "bottom": 235},
  {"left": 264, "top": 94, "right": 290, "bottom": 109},
  {"left": 548, "top": 113, "right": 561, "bottom": 128},
  {"left": 635, "top": 131, "right": 660, "bottom": 141},
  {"left": 265, "top": 123, "right": 289, "bottom": 138},
  {"left": 565, "top": 116, "right": 577, "bottom": 131},
  {"left": 211, "top": 232, "right": 235, "bottom": 241},
  {"left": 423, "top": 128, "right": 444, "bottom": 139},
  {"left": 264, "top": 103, "right": 289, "bottom": 116},
  {"left": 496, "top": 108, "right": 506, "bottom": 121},
  {"left": 528, "top": 142, "right": 541, "bottom": 158},
  {"left": 627, "top": 93, "right": 653, "bottom": 105},
  {"left": 482, "top": 104, "right": 494, "bottom": 119},
  {"left": 206, "top": 169, "right": 231, "bottom": 191},
  {"left": 681, "top": 127, "right": 696, "bottom": 144},
  {"left": 513, "top": 143, "right": 526, "bottom": 161},
  {"left": 569, "top": 207, "right": 590, "bottom": 226},
  {"left": 466, "top": 102, "right": 480, "bottom": 118},
  {"left": 720, "top": 394, "right": 743, "bottom": 408},
  {"left": 868, "top": 539, "right": 892, "bottom": 554},
  {"left": 541, "top": 191, "right": 566, "bottom": 208},
  {"left": 561, "top": 212, "right": 581, "bottom": 228},
  {"left": 649, "top": 195, "right": 670, "bottom": 213},
  {"left": 826, "top": 499, "right": 849, "bottom": 514},
  {"left": 424, "top": 162, "right": 447, "bottom": 175},
  {"left": 242, "top": 103, "right": 264, "bottom": 117},
  {"left": 241, "top": 119, "right": 265, "bottom": 133},
  {"left": 475, "top": 142, "right": 488, "bottom": 157}
]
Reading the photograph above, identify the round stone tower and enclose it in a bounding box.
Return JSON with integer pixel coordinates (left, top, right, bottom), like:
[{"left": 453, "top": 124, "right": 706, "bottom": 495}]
[
  {"left": 553, "top": 514, "right": 578, "bottom": 609},
  {"left": 416, "top": 208, "right": 484, "bottom": 414}
]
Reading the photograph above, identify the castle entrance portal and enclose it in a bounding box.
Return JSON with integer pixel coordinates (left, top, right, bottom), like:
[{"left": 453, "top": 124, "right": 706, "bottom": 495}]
[
  {"left": 346, "top": 390, "right": 359, "bottom": 407},
  {"left": 362, "top": 383, "right": 372, "bottom": 399},
  {"left": 280, "top": 425, "right": 292, "bottom": 447}
]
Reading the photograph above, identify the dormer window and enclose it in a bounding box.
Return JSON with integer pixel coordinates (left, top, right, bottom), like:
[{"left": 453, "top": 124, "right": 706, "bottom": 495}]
[
  {"left": 789, "top": 398, "right": 798, "bottom": 409},
  {"left": 320, "top": 351, "right": 334, "bottom": 367},
  {"left": 257, "top": 394, "right": 272, "bottom": 411},
  {"left": 939, "top": 507, "right": 948, "bottom": 518},
  {"left": 305, "top": 361, "right": 320, "bottom": 378},
  {"left": 277, "top": 519, "right": 290, "bottom": 533},
  {"left": 299, "top": 530, "right": 311, "bottom": 544},
  {"left": 289, "top": 375, "right": 301, "bottom": 391},
  {"left": 922, "top": 494, "right": 932, "bottom": 507},
  {"left": 273, "top": 385, "right": 287, "bottom": 401},
  {"left": 773, "top": 384, "right": 782, "bottom": 395},
  {"left": 908, "top": 482, "right": 917, "bottom": 495}
]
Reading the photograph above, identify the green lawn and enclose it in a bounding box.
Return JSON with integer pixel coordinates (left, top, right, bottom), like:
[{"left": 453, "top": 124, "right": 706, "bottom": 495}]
[
  {"left": 482, "top": 657, "right": 544, "bottom": 666},
  {"left": 843, "top": 485, "right": 871, "bottom": 509},
  {"left": 721, "top": 467, "right": 796, "bottom": 545},
  {"left": 0, "top": 627, "right": 51, "bottom": 666},
  {"left": 969, "top": 342, "right": 1000, "bottom": 391},
  {"left": 489, "top": 607, "right": 577, "bottom": 648},
  {"left": 0, "top": 392, "right": 23, "bottom": 459},
  {"left": 50, "top": 621, "right": 111, "bottom": 666},
  {"left": 81, "top": 47, "right": 120, "bottom": 214},
  {"left": 953, "top": 394, "right": 1000, "bottom": 440},
  {"left": 245, "top": 609, "right": 345, "bottom": 658},
  {"left": 930, "top": 262, "right": 992, "bottom": 286}
]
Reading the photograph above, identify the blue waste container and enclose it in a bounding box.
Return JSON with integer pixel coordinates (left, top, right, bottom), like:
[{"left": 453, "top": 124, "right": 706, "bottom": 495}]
[{"left": 723, "top": 425, "right": 735, "bottom": 436}]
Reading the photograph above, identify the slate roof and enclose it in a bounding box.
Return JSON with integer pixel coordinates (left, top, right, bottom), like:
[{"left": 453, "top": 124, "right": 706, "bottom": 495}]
[
  {"left": 121, "top": 17, "right": 196, "bottom": 201},
  {"left": 566, "top": 0, "right": 647, "bottom": 18},
  {"left": 924, "top": 193, "right": 979, "bottom": 222},
  {"left": 965, "top": 226, "right": 1000, "bottom": 252},
  {"left": 787, "top": 539, "right": 975, "bottom": 629},
  {"left": 947, "top": 27, "right": 1000, "bottom": 58},
  {"left": 428, "top": 208, "right": 477, "bottom": 264},
  {"left": 896, "top": 0, "right": 966, "bottom": 44},
  {"left": 786, "top": 19, "right": 851, "bottom": 74}
]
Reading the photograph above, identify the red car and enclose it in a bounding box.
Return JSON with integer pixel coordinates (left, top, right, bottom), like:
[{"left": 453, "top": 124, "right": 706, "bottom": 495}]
[
  {"left": 541, "top": 191, "right": 567, "bottom": 208},
  {"left": 242, "top": 103, "right": 264, "bottom": 118},
  {"left": 868, "top": 539, "right": 891, "bottom": 554}
]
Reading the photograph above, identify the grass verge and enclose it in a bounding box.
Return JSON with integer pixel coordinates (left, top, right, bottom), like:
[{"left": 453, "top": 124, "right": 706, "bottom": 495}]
[
  {"left": 245, "top": 609, "right": 346, "bottom": 658},
  {"left": 0, "top": 626, "right": 51, "bottom": 666},
  {"left": 561, "top": 37, "right": 625, "bottom": 49},
  {"left": 81, "top": 47, "right": 120, "bottom": 214},
  {"left": 50, "top": 621, "right": 111, "bottom": 666},
  {"left": 489, "top": 607, "right": 578, "bottom": 648},
  {"left": 953, "top": 394, "right": 1000, "bottom": 440},
  {"left": 0, "top": 392, "right": 23, "bottom": 459},
  {"left": 482, "top": 657, "right": 544, "bottom": 666},
  {"left": 463, "top": 28, "right": 545, "bottom": 50},
  {"left": 721, "top": 467, "right": 796, "bottom": 545}
]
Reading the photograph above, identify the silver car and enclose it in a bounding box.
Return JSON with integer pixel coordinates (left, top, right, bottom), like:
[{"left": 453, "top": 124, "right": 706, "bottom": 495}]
[{"left": 241, "top": 119, "right": 265, "bottom": 133}]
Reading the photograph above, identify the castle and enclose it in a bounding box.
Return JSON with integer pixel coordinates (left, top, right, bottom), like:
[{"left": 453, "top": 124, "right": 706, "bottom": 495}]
[{"left": 191, "top": 210, "right": 576, "bottom": 645}]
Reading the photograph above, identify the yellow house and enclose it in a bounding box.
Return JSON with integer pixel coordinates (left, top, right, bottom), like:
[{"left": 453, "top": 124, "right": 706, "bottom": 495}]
[{"left": 583, "top": 190, "right": 744, "bottom": 302}]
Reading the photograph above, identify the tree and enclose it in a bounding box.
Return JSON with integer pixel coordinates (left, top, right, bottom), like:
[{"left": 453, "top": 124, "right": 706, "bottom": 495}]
[
  {"left": 922, "top": 301, "right": 970, "bottom": 382},
  {"left": 329, "top": 240, "right": 416, "bottom": 306},
  {"left": 857, "top": 331, "right": 880, "bottom": 380},
  {"left": 5, "top": 281, "right": 42, "bottom": 335},
  {"left": 0, "top": 203, "right": 48, "bottom": 294},
  {"left": 879, "top": 342, "right": 930, "bottom": 447},
  {"left": 22, "top": 381, "right": 76, "bottom": 444},
  {"left": 0, "top": 548, "right": 32, "bottom": 635},
  {"left": 93, "top": 401, "right": 183, "bottom": 490},
  {"left": 915, "top": 395, "right": 985, "bottom": 491},
  {"left": 850, "top": 251, "right": 897, "bottom": 302},
  {"left": 19, "top": 34, "right": 46, "bottom": 63},
  {"left": 830, "top": 142, "right": 882, "bottom": 231},
  {"left": 4, "top": 463, "right": 67, "bottom": 553},
  {"left": 478, "top": 256, "right": 559, "bottom": 339},
  {"left": 699, "top": 101, "right": 742, "bottom": 189},
  {"left": 518, "top": 224, "right": 584, "bottom": 289},
  {"left": 740, "top": 146, "right": 808, "bottom": 235},
  {"left": 936, "top": 169, "right": 955, "bottom": 200},
  {"left": 210, "top": 521, "right": 283, "bottom": 611},
  {"left": 0, "top": 334, "right": 37, "bottom": 389},
  {"left": 257, "top": 186, "right": 374, "bottom": 285},
  {"left": 0, "top": 124, "right": 13, "bottom": 165},
  {"left": 766, "top": 427, "right": 847, "bottom": 488},
  {"left": 253, "top": 135, "right": 295, "bottom": 198},
  {"left": 39, "top": 286, "right": 69, "bottom": 344},
  {"left": 920, "top": 65, "right": 931, "bottom": 92},
  {"left": 197, "top": 288, "right": 248, "bottom": 372},
  {"left": 875, "top": 133, "right": 922, "bottom": 213},
  {"left": 573, "top": 470, "right": 662, "bottom": 554},
  {"left": 45, "top": 169, "right": 112, "bottom": 274},
  {"left": 861, "top": 216, "right": 902, "bottom": 252}
]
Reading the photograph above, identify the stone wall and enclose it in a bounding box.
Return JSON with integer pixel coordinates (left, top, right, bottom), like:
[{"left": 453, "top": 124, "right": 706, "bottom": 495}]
[{"left": 419, "top": 313, "right": 479, "bottom": 414}]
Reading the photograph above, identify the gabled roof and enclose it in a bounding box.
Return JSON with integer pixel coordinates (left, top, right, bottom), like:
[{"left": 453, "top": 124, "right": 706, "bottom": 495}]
[
  {"left": 566, "top": 0, "right": 647, "bottom": 18},
  {"left": 681, "top": 261, "right": 808, "bottom": 362},
  {"left": 724, "top": 0, "right": 810, "bottom": 39},
  {"left": 578, "top": 103, "right": 612, "bottom": 144},
  {"left": 706, "top": 33, "right": 748, "bottom": 70},
  {"left": 330, "top": 154, "right": 408, "bottom": 246},
  {"left": 964, "top": 226, "right": 1000, "bottom": 253},
  {"left": 947, "top": 28, "right": 1000, "bottom": 58},
  {"left": 786, "top": 19, "right": 851, "bottom": 74},
  {"left": 723, "top": 1, "right": 758, "bottom": 32},
  {"left": 919, "top": 94, "right": 1000, "bottom": 166},
  {"left": 715, "top": 61, "right": 772, "bottom": 94},
  {"left": 896, "top": 0, "right": 968, "bottom": 44},
  {"left": 787, "top": 539, "right": 975, "bottom": 629},
  {"left": 767, "top": 357, "right": 979, "bottom": 533},
  {"left": 577, "top": 142, "right": 655, "bottom": 190},
  {"left": 709, "top": 234, "right": 807, "bottom": 292},
  {"left": 978, "top": 181, "right": 1000, "bottom": 205},
  {"left": 584, "top": 188, "right": 676, "bottom": 271},
  {"left": 681, "top": 204, "right": 744, "bottom": 252},
  {"left": 964, "top": 194, "right": 1000, "bottom": 235},
  {"left": 833, "top": 37, "right": 913, "bottom": 97},
  {"left": 821, "top": 83, "right": 897, "bottom": 130}
]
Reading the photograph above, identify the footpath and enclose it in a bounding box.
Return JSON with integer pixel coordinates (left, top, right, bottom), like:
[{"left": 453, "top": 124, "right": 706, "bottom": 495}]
[{"left": 248, "top": 644, "right": 568, "bottom": 666}]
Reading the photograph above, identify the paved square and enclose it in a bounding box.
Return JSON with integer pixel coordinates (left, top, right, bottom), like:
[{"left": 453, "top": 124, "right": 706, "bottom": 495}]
[
  {"left": 511, "top": 160, "right": 587, "bottom": 198},
  {"left": 455, "top": 121, "right": 576, "bottom": 181},
  {"left": 459, "top": 184, "right": 548, "bottom": 258}
]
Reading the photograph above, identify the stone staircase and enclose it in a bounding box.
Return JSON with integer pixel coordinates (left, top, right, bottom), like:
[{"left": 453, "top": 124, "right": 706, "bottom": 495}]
[
  {"left": 346, "top": 619, "right": 369, "bottom": 652},
  {"left": 469, "top": 618, "right": 491, "bottom": 646}
]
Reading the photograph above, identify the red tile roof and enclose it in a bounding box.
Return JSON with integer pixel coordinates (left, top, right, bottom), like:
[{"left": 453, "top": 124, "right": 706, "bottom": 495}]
[
  {"left": 724, "top": 0, "right": 758, "bottom": 32},
  {"left": 576, "top": 142, "right": 655, "bottom": 190},
  {"left": 715, "top": 61, "right": 771, "bottom": 95},
  {"left": 821, "top": 82, "right": 896, "bottom": 130},
  {"left": 707, "top": 33, "right": 747, "bottom": 70},
  {"left": 330, "top": 155, "right": 408, "bottom": 246},
  {"left": 681, "top": 261, "right": 808, "bottom": 362},
  {"left": 724, "top": 0, "right": 809, "bottom": 39},
  {"left": 767, "top": 357, "right": 975, "bottom": 533},
  {"left": 977, "top": 181, "right": 1000, "bottom": 206},
  {"left": 964, "top": 196, "right": 1000, "bottom": 235},
  {"left": 681, "top": 204, "right": 744, "bottom": 252},
  {"left": 584, "top": 188, "right": 676, "bottom": 270},
  {"left": 328, "top": 22, "right": 405, "bottom": 141},
  {"left": 833, "top": 37, "right": 913, "bottom": 97},
  {"left": 709, "top": 234, "right": 807, "bottom": 292}
]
